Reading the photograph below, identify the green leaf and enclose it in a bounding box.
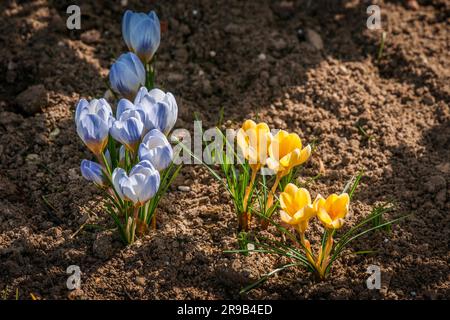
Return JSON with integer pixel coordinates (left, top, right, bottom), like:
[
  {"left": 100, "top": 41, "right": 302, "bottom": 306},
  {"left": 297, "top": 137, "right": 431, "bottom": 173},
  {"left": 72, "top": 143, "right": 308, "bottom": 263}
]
[{"left": 239, "top": 263, "right": 300, "bottom": 294}]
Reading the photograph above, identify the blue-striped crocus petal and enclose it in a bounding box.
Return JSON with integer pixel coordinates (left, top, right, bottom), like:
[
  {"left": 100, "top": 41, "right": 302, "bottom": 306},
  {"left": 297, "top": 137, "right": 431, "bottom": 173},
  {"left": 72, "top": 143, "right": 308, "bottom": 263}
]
[
  {"left": 77, "top": 114, "right": 109, "bottom": 155},
  {"left": 112, "top": 167, "right": 128, "bottom": 200},
  {"left": 129, "top": 12, "right": 160, "bottom": 63},
  {"left": 109, "top": 52, "right": 145, "bottom": 100},
  {"left": 75, "top": 98, "right": 112, "bottom": 123},
  {"left": 122, "top": 10, "right": 134, "bottom": 50},
  {"left": 75, "top": 98, "right": 113, "bottom": 127},
  {"left": 110, "top": 110, "right": 144, "bottom": 151},
  {"left": 116, "top": 98, "right": 136, "bottom": 118},
  {"left": 134, "top": 86, "right": 149, "bottom": 105},
  {"left": 80, "top": 160, "right": 106, "bottom": 186},
  {"left": 135, "top": 88, "right": 178, "bottom": 135},
  {"left": 111, "top": 160, "right": 160, "bottom": 206},
  {"left": 75, "top": 99, "right": 89, "bottom": 125},
  {"left": 138, "top": 129, "right": 173, "bottom": 171},
  {"left": 104, "top": 149, "right": 113, "bottom": 169},
  {"left": 128, "top": 160, "right": 160, "bottom": 204},
  {"left": 116, "top": 98, "right": 150, "bottom": 133},
  {"left": 123, "top": 12, "right": 148, "bottom": 49}
]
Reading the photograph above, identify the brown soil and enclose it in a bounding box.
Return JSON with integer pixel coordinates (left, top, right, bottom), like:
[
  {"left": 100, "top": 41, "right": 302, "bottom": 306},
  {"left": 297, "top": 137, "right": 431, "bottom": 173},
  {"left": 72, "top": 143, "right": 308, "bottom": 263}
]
[{"left": 0, "top": 0, "right": 449, "bottom": 300}]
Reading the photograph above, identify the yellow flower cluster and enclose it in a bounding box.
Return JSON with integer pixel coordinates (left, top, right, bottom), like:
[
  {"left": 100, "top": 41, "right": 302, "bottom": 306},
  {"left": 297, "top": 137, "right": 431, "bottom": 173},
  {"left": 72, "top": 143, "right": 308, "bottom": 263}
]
[
  {"left": 279, "top": 183, "right": 350, "bottom": 278},
  {"left": 236, "top": 120, "right": 312, "bottom": 229},
  {"left": 235, "top": 119, "right": 351, "bottom": 274},
  {"left": 237, "top": 120, "right": 311, "bottom": 178},
  {"left": 280, "top": 184, "right": 350, "bottom": 231}
]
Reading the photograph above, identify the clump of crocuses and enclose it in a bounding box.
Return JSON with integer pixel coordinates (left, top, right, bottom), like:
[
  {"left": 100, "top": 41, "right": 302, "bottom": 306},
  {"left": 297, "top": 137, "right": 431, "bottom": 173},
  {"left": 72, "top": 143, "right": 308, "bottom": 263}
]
[{"left": 76, "top": 9, "right": 180, "bottom": 244}]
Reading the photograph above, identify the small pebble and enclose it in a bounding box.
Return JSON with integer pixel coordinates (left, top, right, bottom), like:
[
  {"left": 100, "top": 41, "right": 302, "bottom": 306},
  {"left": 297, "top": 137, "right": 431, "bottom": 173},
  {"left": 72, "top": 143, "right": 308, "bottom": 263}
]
[
  {"left": 49, "top": 127, "right": 60, "bottom": 139},
  {"left": 26, "top": 153, "right": 40, "bottom": 164},
  {"left": 258, "top": 53, "right": 266, "bottom": 61},
  {"left": 305, "top": 28, "right": 324, "bottom": 51},
  {"left": 135, "top": 276, "right": 146, "bottom": 286},
  {"left": 297, "top": 28, "right": 305, "bottom": 41},
  {"left": 209, "top": 50, "right": 216, "bottom": 57},
  {"left": 178, "top": 186, "right": 191, "bottom": 192}
]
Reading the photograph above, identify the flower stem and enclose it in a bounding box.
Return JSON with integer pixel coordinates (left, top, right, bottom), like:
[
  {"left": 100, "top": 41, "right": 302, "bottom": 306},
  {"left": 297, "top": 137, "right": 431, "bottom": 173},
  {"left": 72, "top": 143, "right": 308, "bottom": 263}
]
[
  {"left": 299, "top": 232, "right": 316, "bottom": 267},
  {"left": 318, "top": 233, "right": 334, "bottom": 279},
  {"left": 151, "top": 208, "right": 157, "bottom": 230},
  {"left": 146, "top": 60, "right": 155, "bottom": 90},
  {"left": 266, "top": 173, "right": 281, "bottom": 210},
  {"left": 260, "top": 173, "right": 282, "bottom": 229},
  {"left": 243, "top": 168, "right": 257, "bottom": 212},
  {"left": 239, "top": 167, "right": 258, "bottom": 232},
  {"left": 130, "top": 206, "right": 140, "bottom": 244}
]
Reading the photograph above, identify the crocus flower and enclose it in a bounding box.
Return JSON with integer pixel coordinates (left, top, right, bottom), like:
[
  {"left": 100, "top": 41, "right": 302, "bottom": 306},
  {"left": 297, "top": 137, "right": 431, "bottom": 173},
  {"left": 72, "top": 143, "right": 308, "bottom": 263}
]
[
  {"left": 112, "top": 160, "right": 160, "bottom": 206},
  {"left": 80, "top": 160, "right": 107, "bottom": 186},
  {"left": 110, "top": 107, "right": 145, "bottom": 152},
  {"left": 109, "top": 52, "right": 146, "bottom": 100},
  {"left": 115, "top": 97, "right": 157, "bottom": 135},
  {"left": 315, "top": 193, "right": 350, "bottom": 229},
  {"left": 122, "top": 10, "right": 160, "bottom": 63},
  {"left": 75, "top": 98, "right": 112, "bottom": 155},
  {"left": 279, "top": 183, "right": 316, "bottom": 233},
  {"left": 237, "top": 120, "right": 271, "bottom": 170},
  {"left": 264, "top": 130, "right": 311, "bottom": 213},
  {"left": 266, "top": 130, "right": 311, "bottom": 178},
  {"left": 134, "top": 87, "right": 178, "bottom": 135},
  {"left": 138, "top": 129, "right": 173, "bottom": 171}
]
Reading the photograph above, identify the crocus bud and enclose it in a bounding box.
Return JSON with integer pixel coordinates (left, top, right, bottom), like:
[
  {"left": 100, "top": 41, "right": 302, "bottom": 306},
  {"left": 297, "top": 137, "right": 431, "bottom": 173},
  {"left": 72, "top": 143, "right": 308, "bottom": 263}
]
[
  {"left": 138, "top": 129, "right": 173, "bottom": 171},
  {"left": 279, "top": 183, "right": 316, "bottom": 233},
  {"left": 80, "top": 160, "right": 107, "bottom": 186},
  {"left": 315, "top": 193, "right": 350, "bottom": 230},
  {"left": 112, "top": 160, "right": 160, "bottom": 206},
  {"left": 122, "top": 10, "right": 161, "bottom": 63},
  {"left": 134, "top": 87, "right": 178, "bottom": 135},
  {"left": 236, "top": 120, "right": 271, "bottom": 171},
  {"left": 75, "top": 98, "right": 112, "bottom": 155},
  {"left": 266, "top": 130, "right": 311, "bottom": 178},
  {"left": 109, "top": 52, "right": 146, "bottom": 100},
  {"left": 110, "top": 107, "right": 144, "bottom": 152}
]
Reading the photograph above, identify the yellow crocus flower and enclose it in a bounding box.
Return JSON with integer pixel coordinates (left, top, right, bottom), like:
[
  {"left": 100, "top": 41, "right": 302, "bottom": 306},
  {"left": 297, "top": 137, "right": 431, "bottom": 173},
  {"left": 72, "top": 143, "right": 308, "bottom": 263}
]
[
  {"left": 237, "top": 120, "right": 271, "bottom": 171},
  {"left": 279, "top": 183, "right": 316, "bottom": 233},
  {"left": 266, "top": 130, "right": 311, "bottom": 178},
  {"left": 236, "top": 120, "right": 271, "bottom": 228},
  {"left": 263, "top": 130, "right": 311, "bottom": 216},
  {"left": 315, "top": 193, "right": 350, "bottom": 229}
]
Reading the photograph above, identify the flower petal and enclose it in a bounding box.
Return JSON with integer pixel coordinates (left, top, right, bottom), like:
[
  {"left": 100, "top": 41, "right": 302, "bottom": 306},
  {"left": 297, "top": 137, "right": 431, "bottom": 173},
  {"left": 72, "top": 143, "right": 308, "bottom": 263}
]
[
  {"left": 332, "top": 193, "right": 350, "bottom": 219},
  {"left": 317, "top": 207, "right": 333, "bottom": 227},
  {"left": 138, "top": 129, "right": 173, "bottom": 171},
  {"left": 280, "top": 210, "right": 295, "bottom": 225},
  {"left": 80, "top": 160, "right": 105, "bottom": 186},
  {"left": 122, "top": 10, "right": 134, "bottom": 49},
  {"left": 294, "top": 187, "right": 311, "bottom": 209},
  {"left": 129, "top": 13, "right": 160, "bottom": 63},
  {"left": 109, "top": 53, "right": 145, "bottom": 100},
  {"left": 112, "top": 167, "right": 127, "bottom": 200}
]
